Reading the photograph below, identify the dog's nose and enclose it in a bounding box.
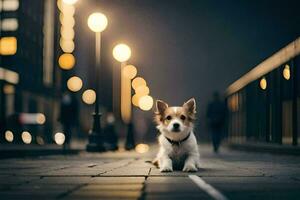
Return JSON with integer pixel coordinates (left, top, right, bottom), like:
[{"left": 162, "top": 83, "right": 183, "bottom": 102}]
[{"left": 173, "top": 123, "right": 180, "bottom": 130}]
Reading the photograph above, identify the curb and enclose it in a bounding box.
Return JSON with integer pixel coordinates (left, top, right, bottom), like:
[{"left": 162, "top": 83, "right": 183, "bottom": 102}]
[{"left": 228, "top": 142, "right": 300, "bottom": 156}]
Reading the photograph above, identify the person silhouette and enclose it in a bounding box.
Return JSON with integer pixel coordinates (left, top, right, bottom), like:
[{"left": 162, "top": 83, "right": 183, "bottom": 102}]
[
  {"left": 59, "top": 92, "right": 79, "bottom": 149},
  {"left": 206, "top": 92, "right": 226, "bottom": 153}
]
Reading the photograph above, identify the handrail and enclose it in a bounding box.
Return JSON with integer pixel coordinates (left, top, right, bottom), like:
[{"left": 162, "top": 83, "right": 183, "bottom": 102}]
[{"left": 226, "top": 37, "right": 300, "bottom": 96}]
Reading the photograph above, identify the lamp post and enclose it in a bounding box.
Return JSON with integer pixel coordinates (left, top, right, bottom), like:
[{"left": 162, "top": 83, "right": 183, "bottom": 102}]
[
  {"left": 86, "top": 12, "right": 108, "bottom": 152},
  {"left": 112, "top": 44, "right": 135, "bottom": 150}
]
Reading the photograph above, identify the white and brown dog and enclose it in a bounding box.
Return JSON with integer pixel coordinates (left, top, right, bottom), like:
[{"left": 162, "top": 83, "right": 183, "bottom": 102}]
[{"left": 153, "top": 98, "right": 201, "bottom": 172}]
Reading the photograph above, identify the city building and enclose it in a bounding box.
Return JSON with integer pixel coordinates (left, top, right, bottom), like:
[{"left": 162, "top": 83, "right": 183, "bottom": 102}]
[{"left": 0, "top": 0, "right": 62, "bottom": 144}]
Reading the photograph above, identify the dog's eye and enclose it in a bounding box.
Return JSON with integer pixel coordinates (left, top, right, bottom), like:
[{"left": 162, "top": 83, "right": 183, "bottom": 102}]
[
  {"left": 180, "top": 115, "right": 186, "bottom": 120},
  {"left": 166, "top": 116, "right": 172, "bottom": 120}
]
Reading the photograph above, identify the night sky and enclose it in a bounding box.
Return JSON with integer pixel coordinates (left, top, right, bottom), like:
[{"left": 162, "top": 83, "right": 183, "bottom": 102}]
[{"left": 75, "top": 0, "right": 300, "bottom": 129}]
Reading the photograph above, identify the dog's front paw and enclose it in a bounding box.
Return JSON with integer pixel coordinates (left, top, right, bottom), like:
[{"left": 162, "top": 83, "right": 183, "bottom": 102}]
[
  {"left": 160, "top": 165, "right": 173, "bottom": 172},
  {"left": 183, "top": 164, "right": 198, "bottom": 172}
]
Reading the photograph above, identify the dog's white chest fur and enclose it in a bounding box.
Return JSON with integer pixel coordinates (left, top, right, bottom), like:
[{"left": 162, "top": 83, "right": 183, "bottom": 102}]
[{"left": 156, "top": 130, "right": 201, "bottom": 172}]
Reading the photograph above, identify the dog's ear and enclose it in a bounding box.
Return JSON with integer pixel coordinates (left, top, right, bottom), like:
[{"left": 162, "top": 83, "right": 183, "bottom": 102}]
[
  {"left": 183, "top": 98, "right": 196, "bottom": 114},
  {"left": 155, "top": 100, "right": 168, "bottom": 115}
]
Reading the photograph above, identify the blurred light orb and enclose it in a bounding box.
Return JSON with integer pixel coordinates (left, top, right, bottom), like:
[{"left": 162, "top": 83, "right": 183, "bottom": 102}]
[
  {"left": 58, "top": 53, "right": 75, "bottom": 69},
  {"left": 113, "top": 44, "right": 131, "bottom": 62},
  {"left": 135, "top": 143, "right": 149, "bottom": 154},
  {"left": 60, "top": 39, "right": 75, "bottom": 53},
  {"left": 87, "top": 12, "right": 108, "bottom": 33},
  {"left": 132, "top": 77, "right": 146, "bottom": 90},
  {"left": 36, "top": 113, "right": 46, "bottom": 125},
  {"left": 82, "top": 89, "right": 96, "bottom": 105},
  {"left": 283, "top": 64, "right": 290, "bottom": 80},
  {"left": 135, "top": 85, "right": 150, "bottom": 96},
  {"left": 54, "top": 132, "right": 65, "bottom": 145},
  {"left": 5, "top": 130, "right": 14, "bottom": 142},
  {"left": 61, "top": 4, "right": 75, "bottom": 16},
  {"left": 62, "top": 0, "right": 78, "bottom": 5},
  {"left": 260, "top": 77, "right": 267, "bottom": 90},
  {"left": 61, "top": 26, "right": 75, "bottom": 40},
  {"left": 123, "top": 65, "right": 137, "bottom": 79},
  {"left": 22, "top": 131, "right": 32, "bottom": 144},
  {"left": 132, "top": 93, "right": 143, "bottom": 107},
  {"left": 139, "top": 95, "right": 154, "bottom": 111},
  {"left": 67, "top": 76, "right": 83, "bottom": 92}
]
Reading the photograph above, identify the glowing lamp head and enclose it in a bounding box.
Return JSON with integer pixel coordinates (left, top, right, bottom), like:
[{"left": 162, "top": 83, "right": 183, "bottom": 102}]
[
  {"left": 87, "top": 12, "right": 108, "bottom": 33},
  {"left": 113, "top": 44, "right": 131, "bottom": 62}
]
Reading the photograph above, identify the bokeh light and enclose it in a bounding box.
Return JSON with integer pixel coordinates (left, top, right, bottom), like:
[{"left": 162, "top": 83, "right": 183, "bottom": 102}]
[
  {"left": 132, "top": 77, "right": 146, "bottom": 90},
  {"left": 132, "top": 93, "right": 143, "bottom": 107},
  {"left": 60, "top": 39, "right": 75, "bottom": 53},
  {"left": 67, "top": 76, "right": 83, "bottom": 92},
  {"left": 283, "top": 64, "right": 291, "bottom": 80},
  {"left": 58, "top": 53, "right": 75, "bottom": 69},
  {"left": 123, "top": 65, "right": 137, "bottom": 79},
  {"left": 113, "top": 44, "right": 131, "bottom": 62},
  {"left": 87, "top": 12, "right": 108, "bottom": 33},
  {"left": 82, "top": 89, "right": 96, "bottom": 105},
  {"left": 135, "top": 143, "right": 150, "bottom": 154},
  {"left": 259, "top": 77, "right": 267, "bottom": 90},
  {"left": 139, "top": 95, "right": 154, "bottom": 111},
  {"left": 54, "top": 132, "right": 65, "bottom": 145},
  {"left": 21, "top": 131, "right": 32, "bottom": 144},
  {"left": 36, "top": 113, "right": 46, "bottom": 125},
  {"left": 5, "top": 130, "right": 14, "bottom": 142},
  {"left": 135, "top": 85, "right": 150, "bottom": 96},
  {"left": 63, "top": 0, "right": 78, "bottom": 5}
]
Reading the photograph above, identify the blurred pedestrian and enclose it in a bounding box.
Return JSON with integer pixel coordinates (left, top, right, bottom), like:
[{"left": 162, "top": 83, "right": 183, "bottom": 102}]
[
  {"left": 206, "top": 91, "right": 226, "bottom": 153},
  {"left": 59, "top": 92, "right": 79, "bottom": 149}
]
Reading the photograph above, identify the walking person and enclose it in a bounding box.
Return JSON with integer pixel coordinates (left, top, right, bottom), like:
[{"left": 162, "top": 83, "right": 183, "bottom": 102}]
[
  {"left": 59, "top": 92, "right": 79, "bottom": 149},
  {"left": 206, "top": 92, "right": 226, "bottom": 153}
]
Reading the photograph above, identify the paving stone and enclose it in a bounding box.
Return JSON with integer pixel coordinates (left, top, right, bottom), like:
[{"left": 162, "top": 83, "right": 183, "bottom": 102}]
[{"left": 90, "top": 177, "right": 145, "bottom": 184}]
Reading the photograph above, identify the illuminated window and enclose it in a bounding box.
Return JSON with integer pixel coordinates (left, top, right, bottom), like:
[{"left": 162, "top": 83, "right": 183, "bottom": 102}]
[
  {"left": 1, "top": 18, "right": 18, "bottom": 31},
  {"left": 2, "top": 0, "right": 19, "bottom": 11},
  {"left": 0, "top": 37, "right": 17, "bottom": 55}
]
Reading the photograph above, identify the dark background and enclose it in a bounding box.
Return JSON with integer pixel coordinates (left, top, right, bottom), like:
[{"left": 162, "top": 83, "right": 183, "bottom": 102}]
[{"left": 75, "top": 0, "right": 300, "bottom": 132}]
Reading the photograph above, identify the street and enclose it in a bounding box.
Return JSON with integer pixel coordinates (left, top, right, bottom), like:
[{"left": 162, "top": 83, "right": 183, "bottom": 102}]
[{"left": 1, "top": 145, "right": 300, "bottom": 200}]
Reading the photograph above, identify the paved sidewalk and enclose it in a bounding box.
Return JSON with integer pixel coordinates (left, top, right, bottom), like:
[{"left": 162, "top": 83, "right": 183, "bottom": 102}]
[{"left": 0, "top": 144, "right": 300, "bottom": 199}]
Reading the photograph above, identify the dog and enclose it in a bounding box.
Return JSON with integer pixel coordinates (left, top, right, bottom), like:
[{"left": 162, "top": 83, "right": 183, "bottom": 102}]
[{"left": 153, "top": 98, "right": 201, "bottom": 172}]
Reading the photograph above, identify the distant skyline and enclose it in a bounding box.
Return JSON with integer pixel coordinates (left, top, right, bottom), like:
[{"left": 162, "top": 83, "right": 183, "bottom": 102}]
[{"left": 75, "top": 0, "right": 300, "bottom": 122}]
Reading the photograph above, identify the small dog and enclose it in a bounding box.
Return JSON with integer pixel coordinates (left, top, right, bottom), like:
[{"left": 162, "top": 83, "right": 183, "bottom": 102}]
[{"left": 153, "top": 98, "right": 201, "bottom": 172}]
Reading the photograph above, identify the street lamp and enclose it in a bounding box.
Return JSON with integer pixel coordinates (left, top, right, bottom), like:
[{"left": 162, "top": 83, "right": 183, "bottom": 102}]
[
  {"left": 86, "top": 12, "right": 108, "bottom": 152},
  {"left": 112, "top": 44, "right": 135, "bottom": 150}
]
